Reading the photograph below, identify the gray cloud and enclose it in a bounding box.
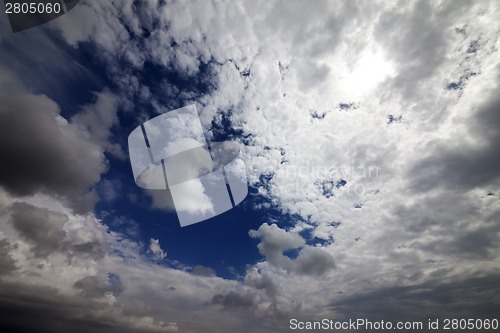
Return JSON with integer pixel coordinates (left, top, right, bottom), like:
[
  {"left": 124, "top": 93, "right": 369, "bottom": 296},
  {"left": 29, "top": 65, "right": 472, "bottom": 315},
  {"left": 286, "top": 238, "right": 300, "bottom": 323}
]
[
  {"left": 8, "top": 202, "right": 106, "bottom": 259},
  {"left": 448, "top": 226, "right": 500, "bottom": 259},
  {"left": 249, "top": 223, "right": 305, "bottom": 270},
  {"left": 9, "top": 202, "right": 68, "bottom": 257},
  {"left": 74, "top": 273, "right": 123, "bottom": 298},
  {"left": 0, "top": 239, "right": 16, "bottom": 275},
  {"left": 374, "top": 0, "right": 473, "bottom": 100},
  {"left": 212, "top": 291, "right": 257, "bottom": 312},
  {"left": 330, "top": 274, "right": 500, "bottom": 329},
  {"left": 0, "top": 281, "right": 170, "bottom": 333},
  {"left": 391, "top": 193, "right": 478, "bottom": 234},
  {"left": 245, "top": 267, "right": 281, "bottom": 300},
  {"left": 250, "top": 223, "right": 335, "bottom": 276},
  {"left": 192, "top": 265, "right": 216, "bottom": 277},
  {"left": 293, "top": 247, "right": 336, "bottom": 276},
  {"left": 408, "top": 85, "right": 500, "bottom": 192},
  {"left": 385, "top": 192, "right": 500, "bottom": 262},
  {"left": 420, "top": 223, "right": 500, "bottom": 261},
  {"left": 0, "top": 68, "right": 107, "bottom": 213}
]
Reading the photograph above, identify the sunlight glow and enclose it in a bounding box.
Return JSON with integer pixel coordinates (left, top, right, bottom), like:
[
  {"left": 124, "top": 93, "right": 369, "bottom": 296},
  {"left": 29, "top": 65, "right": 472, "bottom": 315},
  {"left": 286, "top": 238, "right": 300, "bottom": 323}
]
[{"left": 343, "top": 49, "right": 395, "bottom": 97}]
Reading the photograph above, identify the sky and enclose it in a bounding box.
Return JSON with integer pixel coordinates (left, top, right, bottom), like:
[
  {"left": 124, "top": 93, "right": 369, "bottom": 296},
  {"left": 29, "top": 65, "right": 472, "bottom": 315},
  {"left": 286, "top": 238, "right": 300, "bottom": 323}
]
[{"left": 0, "top": 0, "right": 499, "bottom": 332}]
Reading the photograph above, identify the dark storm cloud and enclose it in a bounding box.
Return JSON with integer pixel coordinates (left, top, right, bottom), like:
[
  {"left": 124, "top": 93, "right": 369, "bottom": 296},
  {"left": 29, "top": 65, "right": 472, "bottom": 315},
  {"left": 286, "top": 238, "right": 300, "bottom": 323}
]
[
  {"left": 0, "top": 281, "right": 166, "bottom": 333},
  {"left": 0, "top": 68, "right": 107, "bottom": 213},
  {"left": 408, "top": 81, "right": 500, "bottom": 192},
  {"left": 330, "top": 274, "right": 500, "bottom": 330},
  {"left": 8, "top": 202, "right": 106, "bottom": 259}
]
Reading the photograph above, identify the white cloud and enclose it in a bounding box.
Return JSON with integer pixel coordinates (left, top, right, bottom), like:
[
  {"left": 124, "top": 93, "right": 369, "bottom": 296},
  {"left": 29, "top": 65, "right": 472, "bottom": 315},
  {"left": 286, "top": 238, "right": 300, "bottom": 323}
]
[
  {"left": 249, "top": 223, "right": 335, "bottom": 278},
  {"left": 169, "top": 178, "right": 215, "bottom": 215},
  {"left": 72, "top": 90, "right": 124, "bottom": 159},
  {"left": 249, "top": 223, "right": 304, "bottom": 271},
  {"left": 148, "top": 238, "right": 167, "bottom": 262}
]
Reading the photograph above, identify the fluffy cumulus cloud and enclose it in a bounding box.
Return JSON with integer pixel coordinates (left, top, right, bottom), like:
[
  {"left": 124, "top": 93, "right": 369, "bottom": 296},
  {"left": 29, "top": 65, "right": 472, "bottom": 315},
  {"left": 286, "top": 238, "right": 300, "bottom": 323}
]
[
  {"left": 147, "top": 238, "right": 167, "bottom": 262},
  {"left": 249, "top": 223, "right": 335, "bottom": 275},
  {"left": 0, "top": 0, "right": 499, "bottom": 332}
]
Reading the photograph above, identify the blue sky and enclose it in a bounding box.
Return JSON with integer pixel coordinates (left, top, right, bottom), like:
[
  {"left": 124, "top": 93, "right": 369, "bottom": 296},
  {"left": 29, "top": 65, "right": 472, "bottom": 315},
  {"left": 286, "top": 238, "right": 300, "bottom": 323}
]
[{"left": 0, "top": 1, "right": 499, "bottom": 332}]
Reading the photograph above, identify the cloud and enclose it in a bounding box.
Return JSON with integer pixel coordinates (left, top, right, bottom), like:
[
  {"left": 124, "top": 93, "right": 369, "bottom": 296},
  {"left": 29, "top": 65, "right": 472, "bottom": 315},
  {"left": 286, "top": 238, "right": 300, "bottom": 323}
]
[
  {"left": 168, "top": 178, "right": 215, "bottom": 215},
  {"left": 192, "top": 265, "right": 216, "bottom": 277},
  {"left": 147, "top": 238, "right": 167, "bottom": 262},
  {"left": 0, "top": 239, "right": 16, "bottom": 275},
  {"left": 244, "top": 267, "right": 281, "bottom": 301},
  {"left": 373, "top": 1, "right": 464, "bottom": 98},
  {"left": 0, "top": 66, "right": 107, "bottom": 213},
  {"left": 73, "top": 273, "right": 123, "bottom": 298},
  {"left": 408, "top": 83, "right": 500, "bottom": 192},
  {"left": 5, "top": 201, "right": 109, "bottom": 263},
  {"left": 293, "top": 247, "right": 336, "bottom": 276},
  {"left": 0, "top": 192, "right": 269, "bottom": 333},
  {"left": 98, "top": 178, "right": 122, "bottom": 202},
  {"left": 250, "top": 223, "right": 335, "bottom": 276},
  {"left": 330, "top": 274, "right": 500, "bottom": 324},
  {"left": 0, "top": 280, "right": 174, "bottom": 333},
  {"left": 72, "top": 90, "right": 124, "bottom": 159},
  {"left": 212, "top": 291, "right": 257, "bottom": 312},
  {"left": 9, "top": 202, "right": 69, "bottom": 257},
  {"left": 250, "top": 223, "right": 305, "bottom": 270},
  {"left": 43, "top": 1, "right": 500, "bottom": 327},
  {"left": 1, "top": 0, "right": 499, "bottom": 332},
  {"left": 0, "top": 192, "right": 173, "bottom": 332}
]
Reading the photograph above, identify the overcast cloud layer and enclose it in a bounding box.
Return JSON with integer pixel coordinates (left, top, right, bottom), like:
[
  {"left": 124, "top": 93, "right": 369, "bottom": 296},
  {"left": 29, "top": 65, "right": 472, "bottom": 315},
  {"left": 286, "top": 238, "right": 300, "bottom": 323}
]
[{"left": 0, "top": 0, "right": 499, "bottom": 332}]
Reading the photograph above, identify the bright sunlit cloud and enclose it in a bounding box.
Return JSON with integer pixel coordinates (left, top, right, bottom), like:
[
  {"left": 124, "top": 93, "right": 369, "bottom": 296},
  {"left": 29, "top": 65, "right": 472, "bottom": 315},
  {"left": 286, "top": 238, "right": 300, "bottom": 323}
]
[{"left": 342, "top": 48, "right": 396, "bottom": 98}]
